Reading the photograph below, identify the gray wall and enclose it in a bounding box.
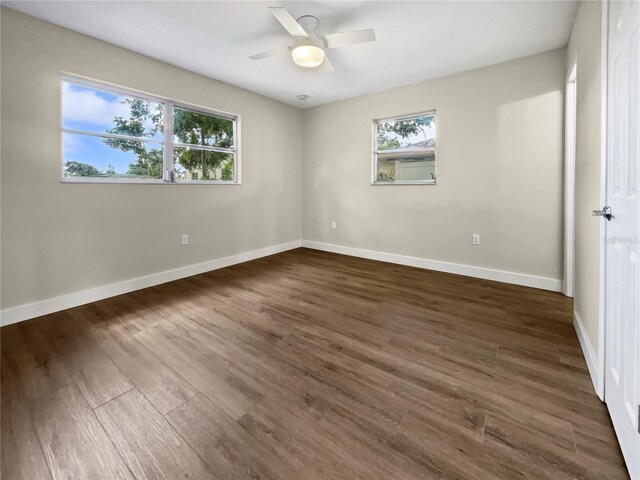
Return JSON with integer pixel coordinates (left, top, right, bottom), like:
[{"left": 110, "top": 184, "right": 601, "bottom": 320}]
[
  {"left": 1, "top": 7, "right": 570, "bottom": 314},
  {"left": 301, "top": 49, "right": 566, "bottom": 282},
  {"left": 0, "top": 8, "right": 302, "bottom": 309},
  {"left": 567, "top": 0, "right": 604, "bottom": 355}
]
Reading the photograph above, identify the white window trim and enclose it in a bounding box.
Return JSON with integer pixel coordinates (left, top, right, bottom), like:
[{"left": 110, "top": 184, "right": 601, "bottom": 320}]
[
  {"left": 60, "top": 73, "right": 241, "bottom": 185},
  {"left": 371, "top": 110, "right": 437, "bottom": 186}
]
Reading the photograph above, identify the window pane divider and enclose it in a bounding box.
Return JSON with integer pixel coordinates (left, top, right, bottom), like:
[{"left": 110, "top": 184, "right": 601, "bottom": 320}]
[
  {"left": 163, "top": 101, "right": 174, "bottom": 181},
  {"left": 62, "top": 128, "right": 163, "bottom": 145},
  {"left": 373, "top": 148, "right": 433, "bottom": 154},
  {"left": 173, "top": 142, "right": 235, "bottom": 154}
]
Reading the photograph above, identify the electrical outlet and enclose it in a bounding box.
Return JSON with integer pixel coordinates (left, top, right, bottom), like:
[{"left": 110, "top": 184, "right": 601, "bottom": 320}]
[
  {"left": 472, "top": 234, "right": 480, "bottom": 245},
  {"left": 331, "top": 221, "right": 337, "bottom": 230},
  {"left": 181, "top": 234, "right": 189, "bottom": 246}
]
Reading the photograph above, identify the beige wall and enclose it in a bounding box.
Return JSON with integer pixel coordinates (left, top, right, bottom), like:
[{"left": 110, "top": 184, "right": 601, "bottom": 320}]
[
  {"left": 302, "top": 49, "right": 566, "bottom": 282},
  {"left": 567, "top": 1, "right": 603, "bottom": 355},
  {"left": 0, "top": 8, "right": 302, "bottom": 309},
  {"left": 0, "top": 7, "right": 572, "bottom": 314}
]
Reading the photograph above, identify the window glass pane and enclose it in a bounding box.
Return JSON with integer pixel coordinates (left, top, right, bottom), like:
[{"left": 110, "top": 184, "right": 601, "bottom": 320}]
[
  {"left": 375, "top": 113, "right": 436, "bottom": 183},
  {"left": 173, "top": 107, "right": 234, "bottom": 149},
  {"left": 62, "top": 81, "right": 164, "bottom": 140},
  {"left": 63, "top": 132, "right": 163, "bottom": 179},
  {"left": 376, "top": 152, "right": 436, "bottom": 182},
  {"left": 174, "top": 147, "right": 234, "bottom": 181},
  {"left": 376, "top": 114, "right": 435, "bottom": 151}
]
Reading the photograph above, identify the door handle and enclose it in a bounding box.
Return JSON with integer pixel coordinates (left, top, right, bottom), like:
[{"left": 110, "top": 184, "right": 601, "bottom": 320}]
[{"left": 592, "top": 206, "right": 613, "bottom": 221}]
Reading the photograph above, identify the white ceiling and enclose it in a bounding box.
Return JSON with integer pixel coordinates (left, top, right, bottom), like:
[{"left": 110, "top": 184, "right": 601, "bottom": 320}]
[{"left": 3, "top": 1, "right": 577, "bottom": 108}]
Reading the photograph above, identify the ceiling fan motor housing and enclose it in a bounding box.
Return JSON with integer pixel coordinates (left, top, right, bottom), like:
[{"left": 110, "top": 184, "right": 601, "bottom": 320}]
[
  {"left": 292, "top": 37, "right": 324, "bottom": 51},
  {"left": 296, "top": 15, "right": 320, "bottom": 34}
]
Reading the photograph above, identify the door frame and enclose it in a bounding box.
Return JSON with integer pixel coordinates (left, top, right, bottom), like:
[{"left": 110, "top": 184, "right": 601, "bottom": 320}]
[
  {"left": 564, "top": 62, "right": 577, "bottom": 298},
  {"left": 597, "top": 0, "right": 609, "bottom": 401}
]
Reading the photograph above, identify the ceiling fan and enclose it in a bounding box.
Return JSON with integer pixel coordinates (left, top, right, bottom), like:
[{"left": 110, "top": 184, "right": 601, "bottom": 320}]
[{"left": 250, "top": 7, "right": 376, "bottom": 70}]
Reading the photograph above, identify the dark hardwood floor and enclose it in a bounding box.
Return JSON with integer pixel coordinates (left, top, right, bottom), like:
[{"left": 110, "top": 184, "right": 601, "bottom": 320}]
[{"left": 1, "top": 248, "right": 629, "bottom": 479}]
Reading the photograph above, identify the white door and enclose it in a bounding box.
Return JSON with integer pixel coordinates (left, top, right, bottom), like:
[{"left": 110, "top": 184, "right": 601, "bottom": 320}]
[{"left": 604, "top": 0, "right": 640, "bottom": 478}]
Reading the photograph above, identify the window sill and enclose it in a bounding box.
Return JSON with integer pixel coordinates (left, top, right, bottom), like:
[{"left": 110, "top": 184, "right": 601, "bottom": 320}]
[
  {"left": 61, "top": 178, "right": 241, "bottom": 185},
  {"left": 371, "top": 180, "right": 437, "bottom": 186}
]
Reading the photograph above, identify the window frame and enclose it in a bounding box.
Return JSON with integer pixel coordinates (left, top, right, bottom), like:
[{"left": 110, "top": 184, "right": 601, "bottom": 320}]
[
  {"left": 60, "top": 74, "right": 241, "bottom": 185},
  {"left": 371, "top": 110, "right": 436, "bottom": 186}
]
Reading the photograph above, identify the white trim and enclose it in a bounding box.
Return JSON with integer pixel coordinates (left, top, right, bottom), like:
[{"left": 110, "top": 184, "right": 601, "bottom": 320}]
[
  {"left": 573, "top": 310, "right": 602, "bottom": 398},
  {"left": 0, "top": 240, "right": 301, "bottom": 327},
  {"left": 61, "top": 177, "right": 240, "bottom": 186},
  {"left": 62, "top": 128, "right": 165, "bottom": 145},
  {"left": 372, "top": 111, "right": 437, "bottom": 185},
  {"left": 370, "top": 180, "right": 436, "bottom": 186},
  {"left": 172, "top": 142, "right": 235, "bottom": 154},
  {"left": 61, "top": 177, "right": 165, "bottom": 185},
  {"left": 61, "top": 73, "right": 238, "bottom": 120},
  {"left": 598, "top": 0, "right": 609, "bottom": 402},
  {"left": 301, "top": 240, "right": 562, "bottom": 291},
  {"left": 61, "top": 74, "right": 240, "bottom": 185},
  {"left": 563, "top": 62, "right": 577, "bottom": 297},
  {"left": 373, "top": 109, "right": 437, "bottom": 124}
]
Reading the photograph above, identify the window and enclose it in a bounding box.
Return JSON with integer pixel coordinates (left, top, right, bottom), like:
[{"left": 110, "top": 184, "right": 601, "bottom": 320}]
[
  {"left": 61, "top": 76, "right": 239, "bottom": 183},
  {"left": 373, "top": 111, "right": 436, "bottom": 184}
]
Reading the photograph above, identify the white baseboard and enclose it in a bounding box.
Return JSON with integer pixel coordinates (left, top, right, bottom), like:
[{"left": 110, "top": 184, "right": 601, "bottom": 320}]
[
  {"left": 573, "top": 310, "right": 603, "bottom": 399},
  {"left": 0, "top": 240, "right": 302, "bottom": 327},
  {"left": 301, "top": 240, "right": 562, "bottom": 292},
  {"left": 0, "top": 239, "right": 564, "bottom": 327}
]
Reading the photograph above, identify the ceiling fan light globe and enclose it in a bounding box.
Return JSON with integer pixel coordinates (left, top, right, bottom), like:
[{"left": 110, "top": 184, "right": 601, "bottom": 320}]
[{"left": 291, "top": 45, "right": 325, "bottom": 68}]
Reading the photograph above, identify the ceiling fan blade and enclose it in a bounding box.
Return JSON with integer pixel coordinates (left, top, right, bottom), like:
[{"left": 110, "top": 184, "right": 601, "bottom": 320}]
[
  {"left": 322, "top": 29, "right": 376, "bottom": 48},
  {"left": 249, "top": 46, "right": 290, "bottom": 61},
  {"left": 269, "top": 7, "right": 309, "bottom": 38},
  {"left": 319, "top": 55, "right": 334, "bottom": 73}
]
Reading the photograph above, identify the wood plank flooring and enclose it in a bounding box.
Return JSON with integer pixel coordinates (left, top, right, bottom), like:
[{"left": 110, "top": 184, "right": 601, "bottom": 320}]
[{"left": 0, "top": 248, "right": 630, "bottom": 479}]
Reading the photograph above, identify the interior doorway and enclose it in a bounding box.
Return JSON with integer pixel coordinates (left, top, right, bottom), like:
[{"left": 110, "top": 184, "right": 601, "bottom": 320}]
[{"left": 564, "top": 62, "right": 577, "bottom": 297}]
